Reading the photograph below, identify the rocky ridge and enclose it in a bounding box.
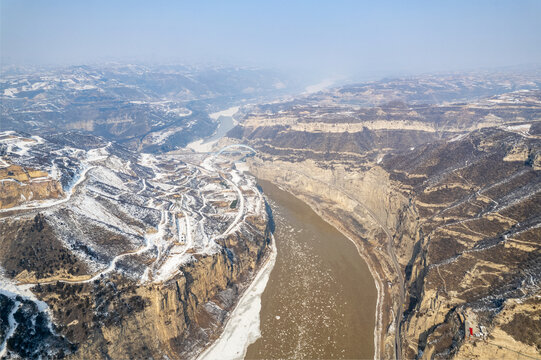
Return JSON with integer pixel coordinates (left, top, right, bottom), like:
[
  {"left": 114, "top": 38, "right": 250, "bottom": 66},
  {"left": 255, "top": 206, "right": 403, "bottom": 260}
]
[
  {"left": 0, "top": 131, "right": 272, "bottom": 359},
  {"left": 226, "top": 79, "right": 541, "bottom": 359}
]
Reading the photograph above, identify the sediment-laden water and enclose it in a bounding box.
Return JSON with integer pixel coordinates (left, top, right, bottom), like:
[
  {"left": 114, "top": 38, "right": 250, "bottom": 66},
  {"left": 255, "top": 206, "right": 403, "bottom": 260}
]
[{"left": 246, "top": 180, "right": 377, "bottom": 359}]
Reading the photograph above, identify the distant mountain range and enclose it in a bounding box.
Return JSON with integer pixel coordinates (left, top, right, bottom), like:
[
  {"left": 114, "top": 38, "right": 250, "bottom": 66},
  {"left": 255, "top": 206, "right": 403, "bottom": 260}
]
[
  {"left": 1, "top": 64, "right": 296, "bottom": 153},
  {"left": 227, "top": 69, "right": 541, "bottom": 359}
]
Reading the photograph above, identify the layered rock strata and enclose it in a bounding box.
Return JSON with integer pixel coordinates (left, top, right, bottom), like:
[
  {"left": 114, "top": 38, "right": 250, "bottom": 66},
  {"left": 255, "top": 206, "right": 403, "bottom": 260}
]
[
  {"left": 0, "top": 131, "right": 271, "bottom": 359},
  {"left": 229, "top": 88, "right": 541, "bottom": 359}
]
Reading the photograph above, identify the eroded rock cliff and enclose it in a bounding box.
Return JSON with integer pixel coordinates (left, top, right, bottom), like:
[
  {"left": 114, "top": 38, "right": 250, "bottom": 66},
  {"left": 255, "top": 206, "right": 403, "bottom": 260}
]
[
  {"left": 229, "top": 87, "right": 541, "bottom": 359},
  {"left": 0, "top": 132, "right": 272, "bottom": 359}
]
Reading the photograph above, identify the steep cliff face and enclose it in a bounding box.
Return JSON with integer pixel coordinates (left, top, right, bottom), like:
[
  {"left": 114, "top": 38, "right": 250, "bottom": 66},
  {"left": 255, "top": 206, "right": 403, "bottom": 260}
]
[
  {"left": 31, "top": 219, "right": 271, "bottom": 360},
  {"left": 0, "top": 155, "right": 64, "bottom": 210},
  {"left": 384, "top": 129, "right": 541, "bottom": 359},
  {"left": 229, "top": 86, "right": 541, "bottom": 359},
  {"left": 247, "top": 159, "right": 409, "bottom": 359},
  {"left": 0, "top": 132, "right": 272, "bottom": 359}
]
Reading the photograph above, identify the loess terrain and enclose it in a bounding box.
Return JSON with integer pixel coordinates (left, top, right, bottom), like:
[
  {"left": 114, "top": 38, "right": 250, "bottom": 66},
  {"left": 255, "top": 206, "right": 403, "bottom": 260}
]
[
  {"left": 1, "top": 66, "right": 541, "bottom": 360},
  {"left": 226, "top": 71, "right": 541, "bottom": 359},
  {"left": 0, "top": 131, "right": 272, "bottom": 359},
  {"left": 0, "top": 64, "right": 293, "bottom": 153}
]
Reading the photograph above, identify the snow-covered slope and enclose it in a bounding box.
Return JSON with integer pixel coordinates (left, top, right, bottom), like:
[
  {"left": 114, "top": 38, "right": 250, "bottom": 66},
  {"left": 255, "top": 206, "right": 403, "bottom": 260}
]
[{"left": 0, "top": 131, "right": 271, "bottom": 359}]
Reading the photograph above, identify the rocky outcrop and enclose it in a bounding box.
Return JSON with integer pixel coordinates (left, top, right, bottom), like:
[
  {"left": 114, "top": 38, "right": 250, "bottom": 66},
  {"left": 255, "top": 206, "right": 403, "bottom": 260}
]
[
  {"left": 0, "top": 165, "right": 63, "bottom": 209},
  {"left": 27, "top": 217, "right": 271, "bottom": 360},
  {"left": 0, "top": 132, "right": 273, "bottom": 359},
  {"left": 231, "top": 86, "right": 541, "bottom": 359},
  {"left": 385, "top": 129, "right": 541, "bottom": 359}
]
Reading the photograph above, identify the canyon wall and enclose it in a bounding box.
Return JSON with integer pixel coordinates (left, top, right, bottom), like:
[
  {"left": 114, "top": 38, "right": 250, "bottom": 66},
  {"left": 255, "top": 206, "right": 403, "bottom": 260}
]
[
  {"left": 0, "top": 132, "right": 273, "bottom": 359},
  {"left": 248, "top": 159, "right": 411, "bottom": 359},
  {"left": 231, "top": 89, "right": 541, "bottom": 359},
  {"left": 1, "top": 193, "right": 272, "bottom": 360}
]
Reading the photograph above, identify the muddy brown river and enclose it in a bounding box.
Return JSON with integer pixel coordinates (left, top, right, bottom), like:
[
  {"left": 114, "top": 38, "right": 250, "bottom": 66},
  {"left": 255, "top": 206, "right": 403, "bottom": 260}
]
[{"left": 246, "top": 180, "right": 377, "bottom": 360}]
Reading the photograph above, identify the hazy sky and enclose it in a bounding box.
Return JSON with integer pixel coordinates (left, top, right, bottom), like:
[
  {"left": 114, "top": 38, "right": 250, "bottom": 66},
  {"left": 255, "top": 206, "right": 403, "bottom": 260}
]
[{"left": 1, "top": 0, "right": 540, "bottom": 77}]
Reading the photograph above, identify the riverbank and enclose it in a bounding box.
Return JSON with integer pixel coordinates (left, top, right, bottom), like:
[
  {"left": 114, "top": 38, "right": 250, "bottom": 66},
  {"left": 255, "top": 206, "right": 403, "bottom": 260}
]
[
  {"left": 246, "top": 158, "right": 410, "bottom": 360},
  {"left": 269, "top": 180, "right": 386, "bottom": 360},
  {"left": 196, "top": 234, "right": 277, "bottom": 360},
  {"left": 187, "top": 106, "right": 240, "bottom": 153},
  {"left": 246, "top": 180, "right": 376, "bottom": 359}
]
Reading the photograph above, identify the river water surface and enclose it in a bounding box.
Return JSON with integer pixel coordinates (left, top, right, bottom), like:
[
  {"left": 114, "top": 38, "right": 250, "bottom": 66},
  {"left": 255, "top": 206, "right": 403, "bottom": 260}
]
[{"left": 246, "top": 180, "right": 377, "bottom": 359}]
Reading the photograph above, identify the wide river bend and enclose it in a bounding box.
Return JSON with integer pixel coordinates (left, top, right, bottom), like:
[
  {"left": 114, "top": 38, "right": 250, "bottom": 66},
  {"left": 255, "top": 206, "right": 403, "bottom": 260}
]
[{"left": 246, "top": 180, "right": 377, "bottom": 359}]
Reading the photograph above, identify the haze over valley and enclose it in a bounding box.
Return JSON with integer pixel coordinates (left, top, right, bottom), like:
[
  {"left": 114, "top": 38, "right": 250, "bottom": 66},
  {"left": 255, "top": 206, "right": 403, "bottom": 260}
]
[{"left": 1, "top": 1, "right": 540, "bottom": 359}]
